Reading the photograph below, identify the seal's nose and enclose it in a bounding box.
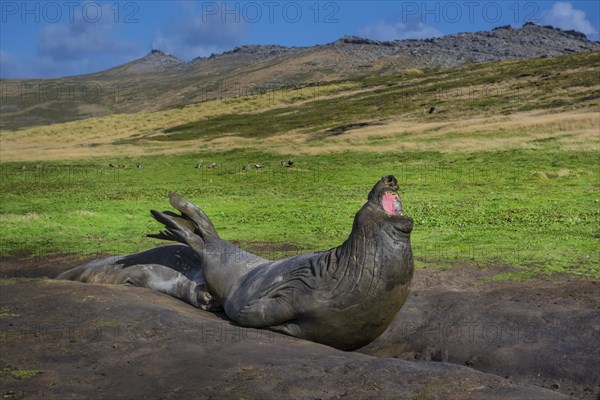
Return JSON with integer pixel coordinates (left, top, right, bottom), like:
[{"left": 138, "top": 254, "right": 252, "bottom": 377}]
[{"left": 382, "top": 175, "right": 399, "bottom": 190}]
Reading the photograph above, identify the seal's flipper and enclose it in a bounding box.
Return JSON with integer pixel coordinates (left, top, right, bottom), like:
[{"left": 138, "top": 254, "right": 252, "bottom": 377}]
[
  {"left": 148, "top": 209, "right": 207, "bottom": 256},
  {"left": 168, "top": 192, "right": 218, "bottom": 237},
  {"left": 115, "top": 264, "right": 220, "bottom": 310},
  {"left": 148, "top": 193, "right": 221, "bottom": 256},
  {"left": 235, "top": 297, "right": 296, "bottom": 327},
  {"left": 148, "top": 210, "right": 189, "bottom": 238}
]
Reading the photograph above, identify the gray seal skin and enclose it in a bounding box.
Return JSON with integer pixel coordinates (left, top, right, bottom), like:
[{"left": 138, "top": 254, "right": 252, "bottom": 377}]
[
  {"left": 56, "top": 244, "right": 220, "bottom": 310},
  {"left": 58, "top": 175, "right": 414, "bottom": 350}
]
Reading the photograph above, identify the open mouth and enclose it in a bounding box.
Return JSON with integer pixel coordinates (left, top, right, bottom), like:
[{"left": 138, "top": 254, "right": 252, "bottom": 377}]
[{"left": 381, "top": 192, "right": 403, "bottom": 216}]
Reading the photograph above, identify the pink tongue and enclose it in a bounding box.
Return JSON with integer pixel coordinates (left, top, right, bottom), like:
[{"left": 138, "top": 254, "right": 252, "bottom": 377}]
[{"left": 382, "top": 193, "right": 398, "bottom": 215}]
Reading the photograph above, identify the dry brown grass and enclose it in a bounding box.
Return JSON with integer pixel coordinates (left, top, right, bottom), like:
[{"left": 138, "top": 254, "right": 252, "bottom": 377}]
[
  {"left": 2, "top": 108, "right": 597, "bottom": 162},
  {"left": 308, "top": 109, "right": 599, "bottom": 152}
]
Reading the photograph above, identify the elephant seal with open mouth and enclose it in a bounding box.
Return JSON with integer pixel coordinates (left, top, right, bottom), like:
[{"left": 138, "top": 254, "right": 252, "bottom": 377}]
[{"left": 58, "top": 175, "right": 413, "bottom": 350}]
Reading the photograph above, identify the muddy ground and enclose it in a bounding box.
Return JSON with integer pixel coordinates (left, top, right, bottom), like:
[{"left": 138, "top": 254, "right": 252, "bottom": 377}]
[{"left": 0, "top": 255, "right": 598, "bottom": 400}]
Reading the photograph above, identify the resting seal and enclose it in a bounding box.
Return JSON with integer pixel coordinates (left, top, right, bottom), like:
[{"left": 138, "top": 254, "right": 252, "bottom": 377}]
[{"left": 58, "top": 175, "right": 414, "bottom": 350}]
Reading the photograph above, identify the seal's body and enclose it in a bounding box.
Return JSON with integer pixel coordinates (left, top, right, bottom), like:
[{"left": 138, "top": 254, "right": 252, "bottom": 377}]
[{"left": 58, "top": 176, "right": 413, "bottom": 350}]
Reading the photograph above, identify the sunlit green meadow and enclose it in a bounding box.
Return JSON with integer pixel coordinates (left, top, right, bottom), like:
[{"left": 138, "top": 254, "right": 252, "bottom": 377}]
[{"left": 1, "top": 149, "right": 598, "bottom": 280}]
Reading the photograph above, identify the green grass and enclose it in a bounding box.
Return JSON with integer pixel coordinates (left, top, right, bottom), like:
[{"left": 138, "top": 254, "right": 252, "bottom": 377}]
[
  {"left": 3, "top": 368, "right": 43, "bottom": 379},
  {"left": 1, "top": 149, "right": 598, "bottom": 280},
  {"left": 100, "top": 320, "right": 119, "bottom": 328},
  {"left": 0, "top": 306, "right": 19, "bottom": 318},
  {"left": 0, "top": 278, "right": 38, "bottom": 286}
]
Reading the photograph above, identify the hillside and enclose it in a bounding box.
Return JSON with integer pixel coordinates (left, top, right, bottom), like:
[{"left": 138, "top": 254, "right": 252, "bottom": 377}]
[
  {"left": 1, "top": 50, "right": 598, "bottom": 162},
  {"left": 1, "top": 22, "right": 598, "bottom": 131}
]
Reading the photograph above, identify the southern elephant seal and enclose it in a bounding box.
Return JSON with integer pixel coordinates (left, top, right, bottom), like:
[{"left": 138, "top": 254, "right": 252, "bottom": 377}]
[{"left": 58, "top": 175, "right": 414, "bottom": 350}]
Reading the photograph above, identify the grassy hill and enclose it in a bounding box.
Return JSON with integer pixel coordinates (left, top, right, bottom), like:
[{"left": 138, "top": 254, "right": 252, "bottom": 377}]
[{"left": 1, "top": 51, "right": 598, "bottom": 161}]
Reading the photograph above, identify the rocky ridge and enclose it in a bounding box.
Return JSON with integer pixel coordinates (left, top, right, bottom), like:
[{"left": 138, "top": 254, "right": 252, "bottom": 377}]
[
  {"left": 119, "top": 49, "right": 184, "bottom": 73},
  {"left": 143, "top": 22, "right": 599, "bottom": 72},
  {"left": 330, "top": 22, "right": 599, "bottom": 69}
]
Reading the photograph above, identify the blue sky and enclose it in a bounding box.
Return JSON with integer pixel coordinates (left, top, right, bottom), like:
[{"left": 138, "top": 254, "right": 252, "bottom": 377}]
[{"left": 1, "top": 1, "right": 598, "bottom": 78}]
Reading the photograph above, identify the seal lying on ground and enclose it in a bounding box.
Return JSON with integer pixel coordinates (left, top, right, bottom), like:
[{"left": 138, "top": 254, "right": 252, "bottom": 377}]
[{"left": 58, "top": 175, "right": 414, "bottom": 350}]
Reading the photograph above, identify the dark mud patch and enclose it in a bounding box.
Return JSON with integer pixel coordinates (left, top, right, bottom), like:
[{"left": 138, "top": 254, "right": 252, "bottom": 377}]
[{"left": 0, "top": 253, "right": 89, "bottom": 279}]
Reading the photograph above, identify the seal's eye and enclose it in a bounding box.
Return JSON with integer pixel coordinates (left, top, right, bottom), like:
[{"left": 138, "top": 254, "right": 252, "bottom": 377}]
[{"left": 381, "top": 192, "right": 403, "bottom": 216}]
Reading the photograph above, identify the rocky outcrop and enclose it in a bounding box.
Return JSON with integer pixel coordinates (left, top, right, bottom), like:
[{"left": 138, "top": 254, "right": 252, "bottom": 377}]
[
  {"left": 329, "top": 22, "right": 599, "bottom": 69},
  {"left": 119, "top": 23, "right": 600, "bottom": 74},
  {"left": 114, "top": 49, "right": 184, "bottom": 74}
]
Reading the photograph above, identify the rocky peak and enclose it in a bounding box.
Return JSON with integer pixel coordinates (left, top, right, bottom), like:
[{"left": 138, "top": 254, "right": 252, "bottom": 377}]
[
  {"left": 148, "top": 49, "right": 168, "bottom": 56},
  {"left": 118, "top": 49, "right": 184, "bottom": 73},
  {"left": 338, "top": 36, "right": 384, "bottom": 45},
  {"left": 521, "top": 21, "right": 589, "bottom": 40},
  {"left": 141, "top": 49, "right": 182, "bottom": 64}
]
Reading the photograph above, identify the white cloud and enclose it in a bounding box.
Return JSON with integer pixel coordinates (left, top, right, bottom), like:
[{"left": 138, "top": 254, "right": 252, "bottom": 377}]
[
  {"left": 0, "top": 2, "right": 147, "bottom": 77},
  {"left": 359, "top": 20, "right": 442, "bottom": 41},
  {"left": 541, "top": 2, "right": 597, "bottom": 36},
  {"left": 152, "top": 3, "right": 248, "bottom": 60},
  {"left": 37, "top": 4, "right": 137, "bottom": 62}
]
